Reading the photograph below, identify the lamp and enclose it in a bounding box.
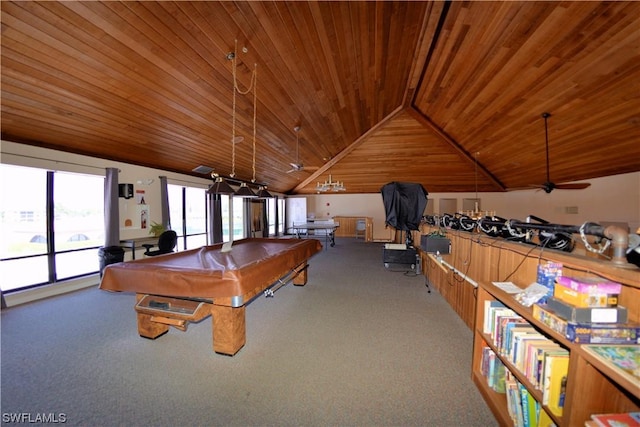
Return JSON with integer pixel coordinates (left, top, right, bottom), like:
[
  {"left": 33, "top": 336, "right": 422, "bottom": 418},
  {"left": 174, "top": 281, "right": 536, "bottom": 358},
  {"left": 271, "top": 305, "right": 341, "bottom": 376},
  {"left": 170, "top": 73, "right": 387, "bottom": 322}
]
[
  {"left": 316, "top": 174, "right": 346, "bottom": 192},
  {"left": 207, "top": 174, "right": 235, "bottom": 195},
  {"left": 235, "top": 182, "right": 256, "bottom": 198},
  {"left": 257, "top": 186, "right": 273, "bottom": 199}
]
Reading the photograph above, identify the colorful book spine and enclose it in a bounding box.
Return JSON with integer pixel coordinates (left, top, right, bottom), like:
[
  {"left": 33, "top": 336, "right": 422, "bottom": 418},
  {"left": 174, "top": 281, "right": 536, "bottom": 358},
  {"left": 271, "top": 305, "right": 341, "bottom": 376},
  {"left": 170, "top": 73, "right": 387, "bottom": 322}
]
[{"left": 541, "top": 351, "right": 569, "bottom": 416}]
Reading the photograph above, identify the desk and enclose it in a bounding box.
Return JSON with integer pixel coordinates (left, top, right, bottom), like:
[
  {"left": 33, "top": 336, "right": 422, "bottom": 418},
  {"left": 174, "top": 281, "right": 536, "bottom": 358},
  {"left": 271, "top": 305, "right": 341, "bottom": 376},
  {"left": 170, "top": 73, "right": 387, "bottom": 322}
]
[
  {"left": 100, "top": 238, "right": 322, "bottom": 355},
  {"left": 120, "top": 237, "right": 158, "bottom": 260},
  {"left": 290, "top": 222, "right": 340, "bottom": 248}
]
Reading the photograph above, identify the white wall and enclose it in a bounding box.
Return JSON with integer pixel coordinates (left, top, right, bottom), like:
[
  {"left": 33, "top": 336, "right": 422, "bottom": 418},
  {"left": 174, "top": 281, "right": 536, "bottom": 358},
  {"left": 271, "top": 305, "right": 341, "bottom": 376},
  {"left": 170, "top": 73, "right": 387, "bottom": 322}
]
[
  {"left": 3, "top": 139, "right": 639, "bottom": 242},
  {"left": 305, "top": 173, "right": 640, "bottom": 241}
]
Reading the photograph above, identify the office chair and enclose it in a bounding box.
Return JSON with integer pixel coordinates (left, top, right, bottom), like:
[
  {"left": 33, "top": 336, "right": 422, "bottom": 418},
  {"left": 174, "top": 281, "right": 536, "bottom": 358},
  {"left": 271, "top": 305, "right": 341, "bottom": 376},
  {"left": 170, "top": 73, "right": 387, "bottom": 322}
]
[{"left": 142, "top": 230, "right": 177, "bottom": 256}]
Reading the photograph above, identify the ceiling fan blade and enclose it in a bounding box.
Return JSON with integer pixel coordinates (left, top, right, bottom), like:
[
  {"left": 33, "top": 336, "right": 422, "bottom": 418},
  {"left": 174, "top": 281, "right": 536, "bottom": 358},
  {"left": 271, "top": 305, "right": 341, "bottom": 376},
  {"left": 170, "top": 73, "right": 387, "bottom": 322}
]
[
  {"left": 554, "top": 182, "right": 591, "bottom": 190},
  {"left": 506, "top": 184, "right": 545, "bottom": 191}
]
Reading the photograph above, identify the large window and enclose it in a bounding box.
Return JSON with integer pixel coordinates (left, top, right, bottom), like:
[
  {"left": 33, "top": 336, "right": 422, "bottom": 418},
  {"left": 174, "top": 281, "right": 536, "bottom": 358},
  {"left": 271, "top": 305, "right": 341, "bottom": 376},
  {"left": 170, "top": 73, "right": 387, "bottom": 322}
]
[
  {"left": 221, "top": 195, "right": 245, "bottom": 242},
  {"left": 167, "top": 184, "right": 208, "bottom": 250},
  {"left": 0, "top": 165, "right": 104, "bottom": 292},
  {"left": 267, "top": 197, "right": 285, "bottom": 236}
]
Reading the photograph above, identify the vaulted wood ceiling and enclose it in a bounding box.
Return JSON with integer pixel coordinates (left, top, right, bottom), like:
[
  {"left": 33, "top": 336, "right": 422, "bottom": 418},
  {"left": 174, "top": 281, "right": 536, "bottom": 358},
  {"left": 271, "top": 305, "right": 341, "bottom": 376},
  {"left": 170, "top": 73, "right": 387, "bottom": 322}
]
[{"left": 2, "top": 1, "right": 639, "bottom": 195}]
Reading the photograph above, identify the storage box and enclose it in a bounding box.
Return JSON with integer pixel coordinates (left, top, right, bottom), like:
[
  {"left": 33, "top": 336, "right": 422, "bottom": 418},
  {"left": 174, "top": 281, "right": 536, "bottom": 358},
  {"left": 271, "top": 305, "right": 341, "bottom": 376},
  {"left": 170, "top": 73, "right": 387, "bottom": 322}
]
[
  {"left": 546, "top": 297, "right": 628, "bottom": 323},
  {"left": 419, "top": 235, "right": 451, "bottom": 254},
  {"left": 553, "top": 283, "right": 618, "bottom": 308},
  {"left": 383, "top": 245, "right": 418, "bottom": 266},
  {"left": 536, "top": 262, "right": 563, "bottom": 304},
  {"left": 556, "top": 276, "right": 622, "bottom": 294},
  {"left": 532, "top": 304, "right": 640, "bottom": 344}
]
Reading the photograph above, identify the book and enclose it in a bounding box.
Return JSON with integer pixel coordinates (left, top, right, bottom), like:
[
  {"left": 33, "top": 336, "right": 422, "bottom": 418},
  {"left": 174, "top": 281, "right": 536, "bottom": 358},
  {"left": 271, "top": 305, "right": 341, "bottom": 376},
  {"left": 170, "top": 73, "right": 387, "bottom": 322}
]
[
  {"left": 483, "top": 300, "right": 506, "bottom": 334},
  {"left": 505, "top": 378, "right": 523, "bottom": 427},
  {"left": 537, "top": 409, "right": 554, "bottom": 427},
  {"left": 581, "top": 345, "right": 640, "bottom": 390},
  {"left": 541, "top": 349, "right": 569, "bottom": 416},
  {"left": 591, "top": 412, "right": 640, "bottom": 427}
]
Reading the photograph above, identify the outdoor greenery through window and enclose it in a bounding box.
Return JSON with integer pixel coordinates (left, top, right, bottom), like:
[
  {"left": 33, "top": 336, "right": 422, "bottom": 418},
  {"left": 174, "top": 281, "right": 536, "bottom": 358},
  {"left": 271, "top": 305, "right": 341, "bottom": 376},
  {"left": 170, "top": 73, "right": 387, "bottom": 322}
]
[{"left": 0, "top": 164, "right": 104, "bottom": 292}]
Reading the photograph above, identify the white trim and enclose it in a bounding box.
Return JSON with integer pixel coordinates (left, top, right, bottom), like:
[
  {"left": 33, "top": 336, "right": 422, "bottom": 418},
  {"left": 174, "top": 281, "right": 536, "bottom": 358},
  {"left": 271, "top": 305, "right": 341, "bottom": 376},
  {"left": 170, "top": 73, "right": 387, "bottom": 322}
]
[{"left": 3, "top": 275, "right": 100, "bottom": 308}]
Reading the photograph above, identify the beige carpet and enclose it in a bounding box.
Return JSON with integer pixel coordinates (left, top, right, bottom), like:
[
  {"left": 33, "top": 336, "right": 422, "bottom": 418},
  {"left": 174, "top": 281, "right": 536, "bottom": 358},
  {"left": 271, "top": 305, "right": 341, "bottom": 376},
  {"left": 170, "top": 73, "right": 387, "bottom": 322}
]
[{"left": 1, "top": 238, "right": 497, "bottom": 426}]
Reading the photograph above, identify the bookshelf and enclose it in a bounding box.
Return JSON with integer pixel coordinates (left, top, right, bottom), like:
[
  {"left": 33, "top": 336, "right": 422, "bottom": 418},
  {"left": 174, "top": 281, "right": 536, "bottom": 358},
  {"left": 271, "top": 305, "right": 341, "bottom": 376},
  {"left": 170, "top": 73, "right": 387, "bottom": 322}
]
[
  {"left": 419, "top": 225, "right": 640, "bottom": 426},
  {"left": 473, "top": 281, "right": 640, "bottom": 426}
]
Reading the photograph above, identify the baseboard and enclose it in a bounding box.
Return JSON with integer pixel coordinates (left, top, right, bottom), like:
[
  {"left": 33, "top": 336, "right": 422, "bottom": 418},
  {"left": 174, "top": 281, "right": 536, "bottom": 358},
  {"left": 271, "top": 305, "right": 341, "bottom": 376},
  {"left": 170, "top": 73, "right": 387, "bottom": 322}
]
[{"left": 3, "top": 275, "right": 100, "bottom": 308}]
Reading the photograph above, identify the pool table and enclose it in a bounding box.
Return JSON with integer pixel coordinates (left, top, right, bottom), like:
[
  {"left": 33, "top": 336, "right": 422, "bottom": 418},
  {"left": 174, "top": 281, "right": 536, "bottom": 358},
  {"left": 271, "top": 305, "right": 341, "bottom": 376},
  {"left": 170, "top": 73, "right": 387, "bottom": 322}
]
[{"left": 100, "top": 238, "right": 322, "bottom": 355}]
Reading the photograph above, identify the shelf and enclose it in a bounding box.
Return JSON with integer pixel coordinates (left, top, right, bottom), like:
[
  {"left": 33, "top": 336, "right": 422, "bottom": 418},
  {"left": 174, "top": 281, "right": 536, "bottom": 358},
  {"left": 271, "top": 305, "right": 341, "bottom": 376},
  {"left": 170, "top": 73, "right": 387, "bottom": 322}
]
[{"left": 474, "top": 282, "right": 640, "bottom": 426}]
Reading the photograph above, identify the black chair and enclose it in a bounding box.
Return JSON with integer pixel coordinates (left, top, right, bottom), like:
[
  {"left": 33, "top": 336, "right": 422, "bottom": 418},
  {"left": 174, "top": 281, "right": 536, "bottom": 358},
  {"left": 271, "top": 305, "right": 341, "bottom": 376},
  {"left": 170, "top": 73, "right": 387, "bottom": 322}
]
[{"left": 142, "top": 230, "right": 177, "bottom": 256}]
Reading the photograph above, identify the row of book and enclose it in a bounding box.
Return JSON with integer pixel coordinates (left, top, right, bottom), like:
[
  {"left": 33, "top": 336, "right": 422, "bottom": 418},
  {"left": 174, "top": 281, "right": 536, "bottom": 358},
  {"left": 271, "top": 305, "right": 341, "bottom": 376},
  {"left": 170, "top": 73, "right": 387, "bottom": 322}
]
[
  {"left": 480, "top": 347, "right": 556, "bottom": 427},
  {"left": 484, "top": 301, "right": 569, "bottom": 417}
]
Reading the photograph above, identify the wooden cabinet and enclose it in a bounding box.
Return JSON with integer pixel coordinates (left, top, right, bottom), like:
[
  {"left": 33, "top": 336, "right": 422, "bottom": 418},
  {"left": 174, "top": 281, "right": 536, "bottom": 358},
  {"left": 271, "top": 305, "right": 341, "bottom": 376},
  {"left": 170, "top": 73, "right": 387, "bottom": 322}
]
[
  {"left": 420, "top": 226, "right": 640, "bottom": 426},
  {"left": 332, "top": 216, "right": 372, "bottom": 241}
]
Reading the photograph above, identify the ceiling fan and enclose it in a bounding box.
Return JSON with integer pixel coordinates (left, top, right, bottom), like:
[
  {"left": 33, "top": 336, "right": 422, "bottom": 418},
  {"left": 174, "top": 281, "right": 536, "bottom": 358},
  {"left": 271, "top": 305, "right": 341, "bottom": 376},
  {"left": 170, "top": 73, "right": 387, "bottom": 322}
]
[
  {"left": 525, "top": 112, "right": 591, "bottom": 193},
  {"left": 286, "top": 125, "right": 319, "bottom": 173}
]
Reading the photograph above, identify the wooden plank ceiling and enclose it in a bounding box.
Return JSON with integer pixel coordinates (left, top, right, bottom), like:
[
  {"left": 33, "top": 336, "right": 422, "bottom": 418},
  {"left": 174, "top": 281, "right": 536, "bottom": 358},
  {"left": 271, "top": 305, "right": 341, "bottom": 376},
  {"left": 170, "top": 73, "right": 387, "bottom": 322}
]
[{"left": 2, "top": 1, "right": 639, "bottom": 195}]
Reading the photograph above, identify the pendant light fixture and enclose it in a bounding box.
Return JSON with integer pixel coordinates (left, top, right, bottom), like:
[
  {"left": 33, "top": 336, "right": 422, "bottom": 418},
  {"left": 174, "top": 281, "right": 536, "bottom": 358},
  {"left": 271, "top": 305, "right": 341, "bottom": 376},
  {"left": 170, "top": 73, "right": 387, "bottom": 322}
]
[
  {"left": 209, "top": 40, "right": 260, "bottom": 198},
  {"left": 315, "top": 174, "right": 345, "bottom": 192}
]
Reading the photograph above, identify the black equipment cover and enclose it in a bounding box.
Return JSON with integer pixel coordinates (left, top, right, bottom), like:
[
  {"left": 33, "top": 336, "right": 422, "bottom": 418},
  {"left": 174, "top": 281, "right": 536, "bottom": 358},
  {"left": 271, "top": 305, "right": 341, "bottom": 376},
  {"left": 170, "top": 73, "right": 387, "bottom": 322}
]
[{"left": 381, "top": 182, "right": 428, "bottom": 231}]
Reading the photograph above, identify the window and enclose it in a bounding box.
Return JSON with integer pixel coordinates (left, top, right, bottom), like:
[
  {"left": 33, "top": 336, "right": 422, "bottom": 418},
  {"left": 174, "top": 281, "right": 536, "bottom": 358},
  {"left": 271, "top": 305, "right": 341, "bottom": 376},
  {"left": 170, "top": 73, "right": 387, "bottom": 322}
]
[
  {"left": 278, "top": 198, "right": 285, "bottom": 236},
  {"left": 167, "top": 184, "right": 208, "bottom": 250},
  {"left": 0, "top": 165, "right": 104, "bottom": 291},
  {"left": 220, "top": 195, "right": 245, "bottom": 242},
  {"left": 0, "top": 165, "right": 49, "bottom": 289},
  {"left": 267, "top": 197, "right": 276, "bottom": 236}
]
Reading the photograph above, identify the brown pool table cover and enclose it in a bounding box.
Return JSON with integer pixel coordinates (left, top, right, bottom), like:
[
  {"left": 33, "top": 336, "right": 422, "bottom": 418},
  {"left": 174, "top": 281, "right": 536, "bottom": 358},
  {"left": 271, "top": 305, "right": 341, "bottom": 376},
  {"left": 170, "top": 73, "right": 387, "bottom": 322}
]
[{"left": 100, "top": 238, "right": 321, "bottom": 299}]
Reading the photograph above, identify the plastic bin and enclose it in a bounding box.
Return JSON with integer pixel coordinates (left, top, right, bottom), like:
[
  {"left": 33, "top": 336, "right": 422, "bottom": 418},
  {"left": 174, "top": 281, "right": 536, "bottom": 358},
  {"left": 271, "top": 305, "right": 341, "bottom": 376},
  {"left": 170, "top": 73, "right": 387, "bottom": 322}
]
[{"left": 98, "top": 246, "right": 125, "bottom": 277}]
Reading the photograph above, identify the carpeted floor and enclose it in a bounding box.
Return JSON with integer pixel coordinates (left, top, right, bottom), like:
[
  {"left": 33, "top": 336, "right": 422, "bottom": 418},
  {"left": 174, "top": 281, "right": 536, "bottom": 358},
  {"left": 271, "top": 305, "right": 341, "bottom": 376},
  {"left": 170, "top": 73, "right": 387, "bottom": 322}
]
[{"left": 1, "top": 238, "right": 497, "bottom": 426}]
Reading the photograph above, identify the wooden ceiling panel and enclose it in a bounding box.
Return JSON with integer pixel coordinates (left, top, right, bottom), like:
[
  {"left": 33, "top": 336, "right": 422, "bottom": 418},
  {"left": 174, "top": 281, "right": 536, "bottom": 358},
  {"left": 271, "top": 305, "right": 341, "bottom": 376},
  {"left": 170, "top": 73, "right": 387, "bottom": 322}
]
[
  {"left": 1, "top": 1, "right": 639, "bottom": 194},
  {"left": 413, "top": 1, "right": 640, "bottom": 191}
]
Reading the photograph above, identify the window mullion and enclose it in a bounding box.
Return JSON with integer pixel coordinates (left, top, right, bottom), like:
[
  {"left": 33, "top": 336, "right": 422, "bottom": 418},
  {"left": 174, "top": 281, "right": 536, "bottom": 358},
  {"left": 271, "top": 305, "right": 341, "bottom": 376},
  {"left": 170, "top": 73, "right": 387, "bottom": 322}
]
[{"left": 46, "top": 171, "right": 56, "bottom": 282}]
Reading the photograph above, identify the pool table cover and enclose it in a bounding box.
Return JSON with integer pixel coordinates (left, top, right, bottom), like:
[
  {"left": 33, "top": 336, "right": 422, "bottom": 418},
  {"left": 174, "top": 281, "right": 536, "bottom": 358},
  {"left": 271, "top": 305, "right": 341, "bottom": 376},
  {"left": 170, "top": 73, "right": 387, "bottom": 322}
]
[{"left": 100, "top": 238, "right": 322, "bottom": 301}]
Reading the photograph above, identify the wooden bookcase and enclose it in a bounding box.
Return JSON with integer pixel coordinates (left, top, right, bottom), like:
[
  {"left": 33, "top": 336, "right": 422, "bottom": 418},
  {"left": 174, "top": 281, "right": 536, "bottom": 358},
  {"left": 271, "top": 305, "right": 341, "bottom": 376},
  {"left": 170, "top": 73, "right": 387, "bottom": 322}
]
[
  {"left": 419, "top": 226, "right": 640, "bottom": 426},
  {"left": 474, "top": 282, "right": 639, "bottom": 426}
]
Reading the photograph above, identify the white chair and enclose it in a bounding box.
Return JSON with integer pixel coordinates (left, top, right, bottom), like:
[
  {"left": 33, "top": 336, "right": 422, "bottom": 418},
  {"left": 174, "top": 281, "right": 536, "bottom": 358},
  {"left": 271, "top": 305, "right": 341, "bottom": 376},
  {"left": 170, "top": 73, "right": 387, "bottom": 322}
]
[{"left": 355, "top": 219, "right": 366, "bottom": 239}]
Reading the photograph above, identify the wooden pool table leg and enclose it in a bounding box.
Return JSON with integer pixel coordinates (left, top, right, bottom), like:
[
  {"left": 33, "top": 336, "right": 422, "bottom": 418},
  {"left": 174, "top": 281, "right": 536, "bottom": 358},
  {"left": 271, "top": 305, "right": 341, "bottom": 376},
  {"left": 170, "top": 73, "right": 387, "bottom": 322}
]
[
  {"left": 135, "top": 293, "right": 169, "bottom": 339},
  {"left": 211, "top": 305, "right": 246, "bottom": 355},
  {"left": 292, "top": 263, "right": 308, "bottom": 286},
  {"left": 137, "top": 312, "right": 169, "bottom": 339}
]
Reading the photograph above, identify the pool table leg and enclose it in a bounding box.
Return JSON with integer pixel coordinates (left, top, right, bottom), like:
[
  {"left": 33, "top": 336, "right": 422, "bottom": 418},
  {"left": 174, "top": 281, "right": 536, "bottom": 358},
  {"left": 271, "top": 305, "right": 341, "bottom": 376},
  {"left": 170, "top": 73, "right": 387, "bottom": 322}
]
[
  {"left": 136, "top": 294, "right": 169, "bottom": 339},
  {"left": 292, "top": 263, "right": 308, "bottom": 286},
  {"left": 211, "top": 305, "right": 246, "bottom": 355},
  {"left": 137, "top": 312, "right": 170, "bottom": 339}
]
